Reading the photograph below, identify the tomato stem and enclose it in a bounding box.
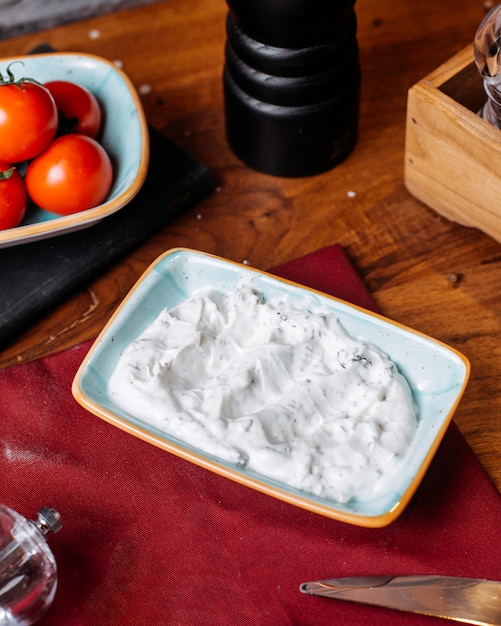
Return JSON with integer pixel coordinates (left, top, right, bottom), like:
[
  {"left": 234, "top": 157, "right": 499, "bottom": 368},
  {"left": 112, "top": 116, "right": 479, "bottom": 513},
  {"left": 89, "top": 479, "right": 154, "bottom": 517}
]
[
  {"left": 0, "top": 167, "right": 16, "bottom": 181},
  {"left": 0, "top": 61, "right": 46, "bottom": 89}
]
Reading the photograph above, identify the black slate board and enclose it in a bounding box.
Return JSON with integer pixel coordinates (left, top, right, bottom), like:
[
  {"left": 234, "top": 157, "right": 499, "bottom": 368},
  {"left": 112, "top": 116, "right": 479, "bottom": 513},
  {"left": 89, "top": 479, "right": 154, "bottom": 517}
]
[{"left": 0, "top": 125, "right": 215, "bottom": 348}]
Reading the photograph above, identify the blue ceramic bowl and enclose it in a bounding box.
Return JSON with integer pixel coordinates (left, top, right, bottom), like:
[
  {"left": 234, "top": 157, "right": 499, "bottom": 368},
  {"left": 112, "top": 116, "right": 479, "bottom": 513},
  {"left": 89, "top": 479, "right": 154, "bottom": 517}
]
[
  {"left": 72, "top": 248, "right": 470, "bottom": 527},
  {"left": 0, "top": 52, "right": 149, "bottom": 248}
]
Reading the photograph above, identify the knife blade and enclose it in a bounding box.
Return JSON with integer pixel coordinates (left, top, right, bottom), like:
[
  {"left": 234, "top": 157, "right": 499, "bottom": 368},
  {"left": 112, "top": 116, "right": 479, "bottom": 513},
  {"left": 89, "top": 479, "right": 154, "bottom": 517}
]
[{"left": 299, "top": 575, "right": 501, "bottom": 625}]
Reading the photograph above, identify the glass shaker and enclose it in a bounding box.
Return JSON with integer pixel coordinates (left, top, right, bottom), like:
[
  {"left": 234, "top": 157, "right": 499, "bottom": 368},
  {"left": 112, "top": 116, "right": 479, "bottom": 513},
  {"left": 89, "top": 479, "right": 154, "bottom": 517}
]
[
  {"left": 0, "top": 505, "right": 61, "bottom": 626},
  {"left": 474, "top": 3, "right": 501, "bottom": 127}
]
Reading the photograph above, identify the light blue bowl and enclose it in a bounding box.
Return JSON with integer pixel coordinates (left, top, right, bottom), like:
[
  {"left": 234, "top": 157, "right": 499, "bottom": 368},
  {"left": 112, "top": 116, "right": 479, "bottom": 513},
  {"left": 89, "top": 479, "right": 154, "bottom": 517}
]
[
  {"left": 0, "top": 52, "right": 149, "bottom": 248},
  {"left": 73, "top": 248, "right": 470, "bottom": 527}
]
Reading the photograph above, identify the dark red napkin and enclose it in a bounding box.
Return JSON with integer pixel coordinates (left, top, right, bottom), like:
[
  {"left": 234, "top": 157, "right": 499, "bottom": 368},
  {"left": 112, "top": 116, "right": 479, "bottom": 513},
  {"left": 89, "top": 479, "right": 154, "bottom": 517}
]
[{"left": 0, "top": 244, "right": 499, "bottom": 626}]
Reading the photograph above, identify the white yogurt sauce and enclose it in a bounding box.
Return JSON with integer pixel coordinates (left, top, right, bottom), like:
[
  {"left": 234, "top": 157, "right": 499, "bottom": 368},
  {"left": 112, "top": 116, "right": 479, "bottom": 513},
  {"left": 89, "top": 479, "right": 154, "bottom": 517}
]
[{"left": 108, "top": 285, "right": 418, "bottom": 503}]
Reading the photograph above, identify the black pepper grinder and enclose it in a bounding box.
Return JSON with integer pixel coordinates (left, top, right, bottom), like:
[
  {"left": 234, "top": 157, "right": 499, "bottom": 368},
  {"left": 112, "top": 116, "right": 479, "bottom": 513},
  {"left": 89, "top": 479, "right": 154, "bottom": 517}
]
[{"left": 223, "top": 0, "right": 361, "bottom": 177}]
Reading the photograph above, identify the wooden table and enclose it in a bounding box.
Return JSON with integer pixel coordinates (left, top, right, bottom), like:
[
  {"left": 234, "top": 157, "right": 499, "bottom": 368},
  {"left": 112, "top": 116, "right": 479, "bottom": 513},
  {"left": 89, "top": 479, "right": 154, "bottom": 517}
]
[{"left": 0, "top": 0, "right": 499, "bottom": 492}]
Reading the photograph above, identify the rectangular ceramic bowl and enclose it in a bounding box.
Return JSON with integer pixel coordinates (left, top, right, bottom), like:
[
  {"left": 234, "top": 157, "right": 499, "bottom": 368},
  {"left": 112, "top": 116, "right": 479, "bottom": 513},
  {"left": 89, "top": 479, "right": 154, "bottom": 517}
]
[
  {"left": 72, "top": 248, "right": 470, "bottom": 527},
  {"left": 0, "top": 52, "right": 149, "bottom": 248}
]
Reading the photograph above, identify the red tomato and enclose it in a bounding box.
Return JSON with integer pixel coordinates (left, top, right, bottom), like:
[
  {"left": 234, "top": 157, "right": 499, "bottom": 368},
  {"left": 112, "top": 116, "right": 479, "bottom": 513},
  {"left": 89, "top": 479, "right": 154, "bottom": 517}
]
[
  {"left": 0, "top": 64, "right": 58, "bottom": 163},
  {"left": 25, "top": 134, "right": 113, "bottom": 216},
  {"left": 44, "top": 80, "right": 102, "bottom": 139},
  {"left": 0, "top": 162, "right": 27, "bottom": 229}
]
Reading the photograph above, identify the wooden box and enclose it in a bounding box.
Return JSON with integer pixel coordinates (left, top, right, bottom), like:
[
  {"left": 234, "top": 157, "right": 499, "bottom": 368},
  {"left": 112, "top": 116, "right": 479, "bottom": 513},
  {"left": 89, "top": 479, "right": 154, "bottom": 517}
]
[{"left": 404, "top": 46, "right": 501, "bottom": 242}]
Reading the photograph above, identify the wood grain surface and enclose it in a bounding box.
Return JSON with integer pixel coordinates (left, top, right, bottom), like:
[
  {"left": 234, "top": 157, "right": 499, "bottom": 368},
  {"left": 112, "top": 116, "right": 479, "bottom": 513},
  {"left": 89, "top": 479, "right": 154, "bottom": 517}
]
[{"left": 0, "top": 0, "right": 499, "bottom": 492}]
